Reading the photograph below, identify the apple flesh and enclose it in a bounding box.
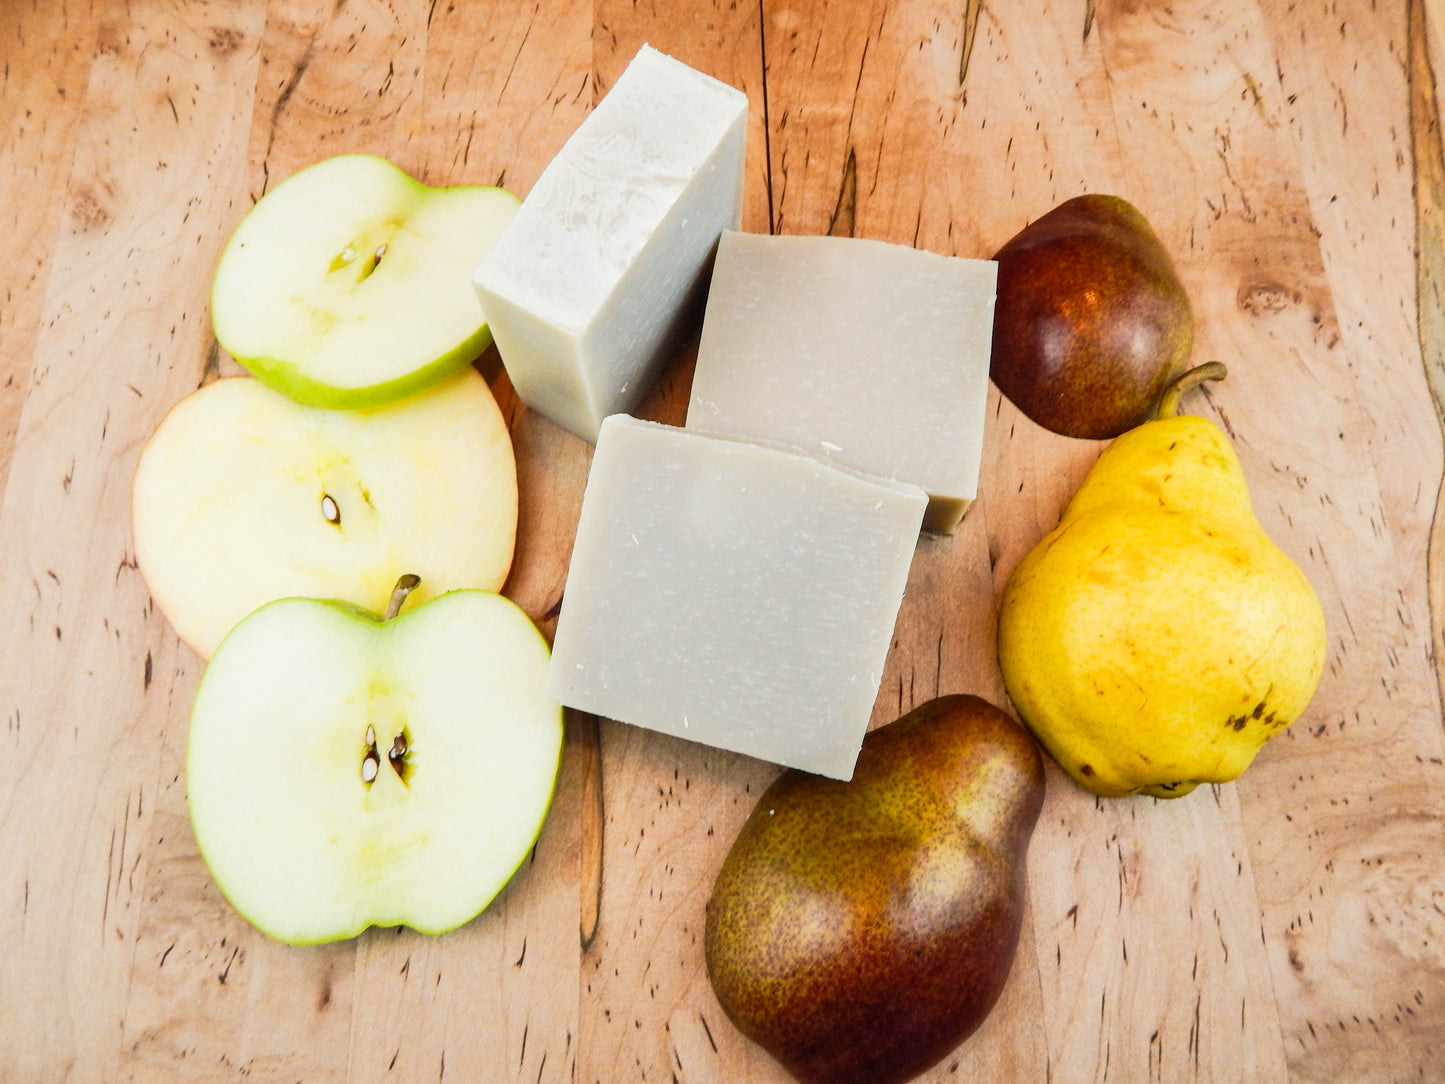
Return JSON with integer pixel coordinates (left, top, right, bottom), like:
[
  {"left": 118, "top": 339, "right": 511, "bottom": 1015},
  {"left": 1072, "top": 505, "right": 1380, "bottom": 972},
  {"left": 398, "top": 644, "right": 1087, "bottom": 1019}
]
[
  {"left": 187, "top": 583, "right": 563, "bottom": 944},
  {"left": 132, "top": 367, "right": 517, "bottom": 659},
  {"left": 211, "top": 154, "right": 519, "bottom": 409}
]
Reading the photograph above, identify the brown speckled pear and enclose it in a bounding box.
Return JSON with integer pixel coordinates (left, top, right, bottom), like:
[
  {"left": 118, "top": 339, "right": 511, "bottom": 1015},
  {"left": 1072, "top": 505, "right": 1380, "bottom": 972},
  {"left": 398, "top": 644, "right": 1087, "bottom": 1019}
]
[
  {"left": 990, "top": 194, "right": 1194, "bottom": 440},
  {"left": 703, "top": 695, "right": 1045, "bottom": 1084}
]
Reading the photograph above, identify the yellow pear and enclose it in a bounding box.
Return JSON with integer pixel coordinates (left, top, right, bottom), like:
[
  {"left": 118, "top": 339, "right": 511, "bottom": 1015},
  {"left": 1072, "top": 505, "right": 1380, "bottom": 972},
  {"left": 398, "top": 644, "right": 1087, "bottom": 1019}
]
[{"left": 997, "top": 364, "right": 1327, "bottom": 798}]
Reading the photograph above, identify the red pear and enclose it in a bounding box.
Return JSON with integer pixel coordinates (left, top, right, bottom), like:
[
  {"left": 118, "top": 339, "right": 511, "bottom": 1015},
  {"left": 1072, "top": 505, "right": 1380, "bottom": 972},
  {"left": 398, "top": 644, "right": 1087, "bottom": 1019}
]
[
  {"left": 990, "top": 194, "right": 1194, "bottom": 439},
  {"left": 704, "top": 695, "right": 1045, "bottom": 1084}
]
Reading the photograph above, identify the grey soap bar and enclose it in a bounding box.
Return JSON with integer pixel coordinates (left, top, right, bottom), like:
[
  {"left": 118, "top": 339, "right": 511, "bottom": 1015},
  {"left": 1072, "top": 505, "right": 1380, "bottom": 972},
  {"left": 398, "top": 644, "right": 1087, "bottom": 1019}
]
[
  {"left": 686, "top": 231, "right": 997, "bottom": 533},
  {"left": 547, "top": 414, "right": 927, "bottom": 780},
  {"left": 472, "top": 45, "right": 747, "bottom": 443}
]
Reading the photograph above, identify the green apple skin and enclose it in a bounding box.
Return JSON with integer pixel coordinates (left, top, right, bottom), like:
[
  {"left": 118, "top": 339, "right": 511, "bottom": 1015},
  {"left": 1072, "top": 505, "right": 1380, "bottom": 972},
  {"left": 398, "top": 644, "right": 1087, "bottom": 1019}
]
[
  {"left": 211, "top": 154, "right": 519, "bottom": 410},
  {"left": 131, "top": 367, "right": 518, "bottom": 660},
  {"left": 187, "top": 588, "right": 563, "bottom": 945}
]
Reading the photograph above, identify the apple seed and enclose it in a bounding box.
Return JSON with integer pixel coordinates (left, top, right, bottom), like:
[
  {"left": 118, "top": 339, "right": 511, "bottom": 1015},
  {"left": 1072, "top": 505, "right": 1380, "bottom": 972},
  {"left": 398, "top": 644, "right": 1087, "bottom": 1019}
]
[
  {"left": 361, "top": 724, "right": 382, "bottom": 784},
  {"left": 388, "top": 730, "right": 410, "bottom": 782},
  {"left": 321, "top": 494, "right": 341, "bottom": 525}
]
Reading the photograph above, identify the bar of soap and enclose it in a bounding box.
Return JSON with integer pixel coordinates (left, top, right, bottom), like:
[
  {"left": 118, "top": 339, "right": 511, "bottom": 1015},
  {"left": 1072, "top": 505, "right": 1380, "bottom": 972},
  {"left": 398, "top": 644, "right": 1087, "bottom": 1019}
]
[
  {"left": 686, "top": 231, "right": 997, "bottom": 533},
  {"left": 472, "top": 45, "right": 748, "bottom": 442},
  {"left": 548, "top": 414, "right": 927, "bottom": 780}
]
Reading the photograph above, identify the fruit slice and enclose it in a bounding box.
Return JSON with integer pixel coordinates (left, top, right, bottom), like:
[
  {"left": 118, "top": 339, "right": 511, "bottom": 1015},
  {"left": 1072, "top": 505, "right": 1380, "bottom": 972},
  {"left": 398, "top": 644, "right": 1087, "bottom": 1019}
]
[
  {"left": 132, "top": 367, "right": 517, "bottom": 659},
  {"left": 187, "top": 582, "right": 563, "bottom": 943},
  {"left": 212, "top": 154, "right": 519, "bottom": 409}
]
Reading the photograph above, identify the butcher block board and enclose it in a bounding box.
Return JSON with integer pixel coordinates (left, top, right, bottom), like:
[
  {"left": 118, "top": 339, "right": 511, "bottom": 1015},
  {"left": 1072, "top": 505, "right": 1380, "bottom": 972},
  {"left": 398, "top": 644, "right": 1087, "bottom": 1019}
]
[{"left": 3, "top": 1, "right": 1443, "bottom": 1081}]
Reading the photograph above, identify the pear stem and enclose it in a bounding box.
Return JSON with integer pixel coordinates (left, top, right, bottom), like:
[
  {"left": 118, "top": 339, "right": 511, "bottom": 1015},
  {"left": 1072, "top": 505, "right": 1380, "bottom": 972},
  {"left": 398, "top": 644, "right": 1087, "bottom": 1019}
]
[
  {"left": 1151, "top": 361, "right": 1228, "bottom": 421},
  {"left": 384, "top": 574, "right": 421, "bottom": 621}
]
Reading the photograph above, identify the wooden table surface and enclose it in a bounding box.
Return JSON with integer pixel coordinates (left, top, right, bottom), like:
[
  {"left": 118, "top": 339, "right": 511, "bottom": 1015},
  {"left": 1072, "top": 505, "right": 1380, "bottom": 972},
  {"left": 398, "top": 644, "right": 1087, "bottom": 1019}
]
[{"left": 5, "top": 1, "right": 1445, "bottom": 1081}]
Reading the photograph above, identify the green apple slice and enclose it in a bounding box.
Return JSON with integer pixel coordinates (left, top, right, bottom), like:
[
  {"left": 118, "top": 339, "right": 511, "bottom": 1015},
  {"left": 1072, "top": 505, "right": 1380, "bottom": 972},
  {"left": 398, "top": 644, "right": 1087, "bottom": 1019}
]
[
  {"left": 211, "top": 154, "right": 519, "bottom": 408},
  {"left": 187, "top": 584, "right": 563, "bottom": 943},
  {"left": 132, "top": 367, "right": 517, "bottom": 659}
]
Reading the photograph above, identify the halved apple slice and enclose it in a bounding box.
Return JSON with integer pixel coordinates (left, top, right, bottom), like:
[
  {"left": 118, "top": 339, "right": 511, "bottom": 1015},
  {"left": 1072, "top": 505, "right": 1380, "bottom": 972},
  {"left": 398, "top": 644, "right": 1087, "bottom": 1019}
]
[
  {"left": 187, "top": 581, "right": 563, "bottom": 944},
  {"left": 211, "top": 154, "right": 519, "bottom": 408},
  {"left": 132, "top": 367, "right": 517, "bottom": 659}
]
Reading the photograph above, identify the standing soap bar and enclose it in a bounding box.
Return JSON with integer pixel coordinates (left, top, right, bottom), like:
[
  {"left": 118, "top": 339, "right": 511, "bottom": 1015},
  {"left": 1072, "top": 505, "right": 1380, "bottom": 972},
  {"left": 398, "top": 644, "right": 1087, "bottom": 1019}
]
[
  {"left": 686, "top": 231, "right": 997, "bottom": 532},
  {"left": 548, "top": 415, "right": 927, "bottom": 780},
  {"left": 472, "top": 46, "right": 748, "bottom": 442}
]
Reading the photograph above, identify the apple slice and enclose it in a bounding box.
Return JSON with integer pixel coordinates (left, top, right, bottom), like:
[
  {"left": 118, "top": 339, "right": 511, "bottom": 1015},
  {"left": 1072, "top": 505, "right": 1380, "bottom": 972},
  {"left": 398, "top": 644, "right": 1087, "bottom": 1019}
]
[
  {"left": 187, "top": 579, "right": 563, "bottom": 943},
  {"left": 132, "top": 367, "right": 517, "bottom": 659},
  {"left": 211, "top": 154, "right": 519, "bottom": 409}
]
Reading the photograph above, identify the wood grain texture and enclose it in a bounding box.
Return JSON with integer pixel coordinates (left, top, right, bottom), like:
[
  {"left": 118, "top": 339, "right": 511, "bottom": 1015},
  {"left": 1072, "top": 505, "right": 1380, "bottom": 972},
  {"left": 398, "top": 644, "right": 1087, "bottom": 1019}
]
[{"left": 1, "top": 1, "right": 1442, "bottom": 1081}]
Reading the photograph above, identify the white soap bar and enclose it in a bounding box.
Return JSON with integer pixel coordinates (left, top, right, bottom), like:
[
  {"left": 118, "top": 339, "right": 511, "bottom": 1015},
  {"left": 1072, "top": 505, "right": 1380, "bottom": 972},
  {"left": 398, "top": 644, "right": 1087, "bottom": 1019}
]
[
  {"left": 548, "top": 414, "right": 927, "bottom": 780},
  {"left": 472, "top": 45, "right": 748, "bottom": 442},
  {"left": 686, "top": 231, "right": 997, "bottom": 533}
]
